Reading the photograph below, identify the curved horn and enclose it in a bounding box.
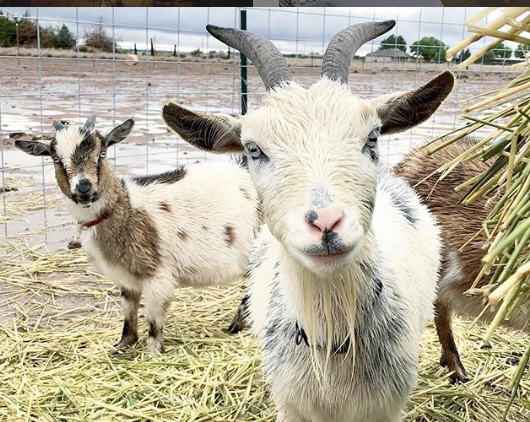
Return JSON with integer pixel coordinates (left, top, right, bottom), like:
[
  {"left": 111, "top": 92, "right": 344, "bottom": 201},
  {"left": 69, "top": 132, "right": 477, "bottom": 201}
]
[
  {"left": 52, "top": 120, "right": 65, "bottom": 131},
  {"left": 206, "top": 25, "right": 293, "bottom": 91},
  {"left": 322, "top": 20, "right": 396, "bottom": 84}
]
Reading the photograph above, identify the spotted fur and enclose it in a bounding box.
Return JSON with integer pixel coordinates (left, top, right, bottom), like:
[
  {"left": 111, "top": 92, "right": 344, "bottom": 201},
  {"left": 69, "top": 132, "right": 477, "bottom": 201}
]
[{"left": 15, "top": 118, "right": 260, "bottom": 354}]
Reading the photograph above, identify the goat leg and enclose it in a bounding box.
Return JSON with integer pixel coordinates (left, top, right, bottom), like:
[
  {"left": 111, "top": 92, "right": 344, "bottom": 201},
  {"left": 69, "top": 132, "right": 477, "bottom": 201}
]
[
  {"left": 434, "top": 300, "right": 468, "bottom": 383},
  {"left": 144, "top": 282, "right": 173, "bottom": 353},
  {"left": 227, "top": 293, "right": 249, "bottom": 334},
  {"left": 115, "top": 287, "right": 140, "bottom": 348}
]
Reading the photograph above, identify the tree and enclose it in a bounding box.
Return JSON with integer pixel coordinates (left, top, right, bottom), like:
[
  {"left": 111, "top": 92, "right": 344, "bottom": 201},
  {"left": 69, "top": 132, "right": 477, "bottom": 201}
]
[
  {"left": 56, "top": 24, "right": 76, "bottom": 49},
  {"left": 0, "top": 12, "right": 17, "bottom": 47},
  {"left": 84, "top": 17, "right": 115, "bottom": 52},
  {"left": 0, "top": 11, "right": 58, "bottom": 49},
  {"left": 482, "top": 50, "right": 495, "bottom": 64},
  {"left": 39, "top": 25, "right": 58, "bottom": 49},
  {"left": 514, "top": 43, "right": 527, "bottom": 59},
  {"left": 491, "top": 42, "right": 512, "bottom": 59},
  {"left": 15, "top": 11, "right": 39, "bottom": 47},
  {"left": 380, "top": 34, "right": 407, "bottom": 52},
  {"left": 410, "top": 36, "right": 447, "bottom": 62}
]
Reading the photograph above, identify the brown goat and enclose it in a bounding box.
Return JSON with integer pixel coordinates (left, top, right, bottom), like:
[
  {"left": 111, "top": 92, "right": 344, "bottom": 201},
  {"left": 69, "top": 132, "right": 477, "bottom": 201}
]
[{"left": 395, "top": 138, "right": 529, "bottom": 383}]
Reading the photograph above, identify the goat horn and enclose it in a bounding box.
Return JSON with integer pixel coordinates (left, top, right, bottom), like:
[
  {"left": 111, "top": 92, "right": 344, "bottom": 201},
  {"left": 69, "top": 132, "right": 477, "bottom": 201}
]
[
  {"left": 321, "top": 21, "right": 396, "bottom": 84},
  {"left": 52, "top": 121, "right": 65, "bottom": 131},
  {"left": 84, "top": 115, "right": 97, "bottom": 133},
  {"left": 206, "top": 25, "right": 293, "bottom": 91}
]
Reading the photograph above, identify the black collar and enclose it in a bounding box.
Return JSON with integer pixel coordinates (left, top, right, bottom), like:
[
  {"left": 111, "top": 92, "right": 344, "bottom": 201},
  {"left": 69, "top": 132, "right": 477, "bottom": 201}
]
[{"left": 294, "top": 322, "right": 351, "bottom": 355}]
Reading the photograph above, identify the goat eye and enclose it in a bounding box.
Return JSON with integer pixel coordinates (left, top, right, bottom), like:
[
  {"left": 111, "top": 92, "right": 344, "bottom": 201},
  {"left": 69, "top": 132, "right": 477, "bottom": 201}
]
[
  {"left": 52, "top": 156, "right": 61, "bottom": 164},
  {"left": 365, "top": 129, "right": 380, "bottom": 148},
  {"left": 246, "top": 142, "right": 264, "bottom": 160},
  {"left": 99, "top": 150, "right": 107, "bottom": 158}
]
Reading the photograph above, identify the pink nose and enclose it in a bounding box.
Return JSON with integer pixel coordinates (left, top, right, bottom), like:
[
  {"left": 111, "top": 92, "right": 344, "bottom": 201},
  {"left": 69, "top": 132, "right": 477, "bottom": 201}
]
[{"left": 307, "top": 207, "right": 344, "bottom": 233}]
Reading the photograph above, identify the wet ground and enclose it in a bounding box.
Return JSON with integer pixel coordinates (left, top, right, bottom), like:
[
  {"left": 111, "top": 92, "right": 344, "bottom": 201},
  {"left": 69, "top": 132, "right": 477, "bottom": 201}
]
[{"left": 0, "top": 55, "right": 521, "bottom": 251}]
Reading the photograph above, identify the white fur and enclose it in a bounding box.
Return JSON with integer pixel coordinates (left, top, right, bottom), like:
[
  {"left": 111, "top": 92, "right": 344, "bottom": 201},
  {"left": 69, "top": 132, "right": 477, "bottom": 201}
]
[
  {"left": 55, "top": 126, "right": 85, "bottom": 170},
  {"left": 239, "top": 81, "right": 442, "bottom": 422}
]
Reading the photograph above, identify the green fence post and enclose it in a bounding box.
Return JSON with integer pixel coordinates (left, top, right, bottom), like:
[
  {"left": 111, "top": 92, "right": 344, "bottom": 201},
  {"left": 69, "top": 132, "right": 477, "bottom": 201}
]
[{"left": 240, "top": 9, "right": 248, "bottom": 116}]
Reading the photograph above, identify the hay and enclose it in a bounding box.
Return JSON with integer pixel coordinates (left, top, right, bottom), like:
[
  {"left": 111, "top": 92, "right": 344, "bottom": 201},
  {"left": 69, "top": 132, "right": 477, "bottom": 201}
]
[
  {"left": 1, "top": 234, "right": 529, "bottom": 422},
  {"left": 424, "top": 11, "right": 530, "bottom": 417},
  {"left": 0, "top": 188, "right": 62, "bottom": 224}
]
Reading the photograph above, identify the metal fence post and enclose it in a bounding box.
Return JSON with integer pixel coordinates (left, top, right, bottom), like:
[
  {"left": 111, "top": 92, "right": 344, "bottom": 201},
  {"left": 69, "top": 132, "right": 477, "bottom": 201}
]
[{"left": 240, "top": 9, "right": 248, "bottom": 116}]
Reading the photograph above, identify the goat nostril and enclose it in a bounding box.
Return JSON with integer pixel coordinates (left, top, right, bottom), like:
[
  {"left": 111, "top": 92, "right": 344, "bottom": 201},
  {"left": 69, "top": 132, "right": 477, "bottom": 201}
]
[{"left": 305, "top": 210, "right": 318, "bottom": 224}]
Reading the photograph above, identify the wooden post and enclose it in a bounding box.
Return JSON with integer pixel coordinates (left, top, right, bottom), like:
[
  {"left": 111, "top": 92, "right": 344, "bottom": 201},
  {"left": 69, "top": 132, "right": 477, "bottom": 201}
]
[
  {"left": 134, "top": 42, "right": 137, "bottom": 55},
  {"left": 150, "top": 38, "right": 154, "bottom": 57}
]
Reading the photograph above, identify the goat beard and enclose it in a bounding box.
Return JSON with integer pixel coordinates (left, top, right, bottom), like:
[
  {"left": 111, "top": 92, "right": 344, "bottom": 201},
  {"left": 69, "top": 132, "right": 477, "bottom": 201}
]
[{"left": 299, "top": 268, "right": 357, "bottom": 388}]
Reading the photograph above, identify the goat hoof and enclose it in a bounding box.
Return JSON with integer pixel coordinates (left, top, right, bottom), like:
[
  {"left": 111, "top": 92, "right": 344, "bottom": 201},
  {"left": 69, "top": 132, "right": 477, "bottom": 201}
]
[
  {"left": 449, "top": 365, "right": 469, "bottom": 384},
  {"left": 147, "top": 339, "right": 165, "bottom": 354},
  {"left": 67, "top": 239, "right": 82, "bottom": 250},
  {"left": 147, "top": 345, "right": 165, "bottom": 354},
  {"left": 114, "top": 334, "right": 138, "bottom": 349},
  {"left": 227, "top": 321, "right": 244, "bottom": 334},
  {"left": 449, "top": 372, "right": 469, "bottom": 384}
]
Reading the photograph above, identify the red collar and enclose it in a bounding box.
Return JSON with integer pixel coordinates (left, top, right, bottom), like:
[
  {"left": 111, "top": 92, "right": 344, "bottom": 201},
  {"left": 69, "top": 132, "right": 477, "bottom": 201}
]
[{"left": 80, "top": 209, "right": 113, "bottom": 229}]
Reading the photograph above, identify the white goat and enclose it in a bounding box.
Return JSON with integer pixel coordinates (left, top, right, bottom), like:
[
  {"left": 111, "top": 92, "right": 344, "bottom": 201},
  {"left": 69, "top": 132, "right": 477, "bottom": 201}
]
[
  {"left": 163, "top": 21, "right": 455, "bottom": 422},
  {"left": 15, "top": 117, "right": 260, "bottom": 353}
]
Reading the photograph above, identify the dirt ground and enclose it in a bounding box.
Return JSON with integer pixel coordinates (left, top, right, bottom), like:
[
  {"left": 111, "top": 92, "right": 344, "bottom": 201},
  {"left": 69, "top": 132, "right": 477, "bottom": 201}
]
[{"left": 1, "top": 55, "right": 520, "bottom": 244}]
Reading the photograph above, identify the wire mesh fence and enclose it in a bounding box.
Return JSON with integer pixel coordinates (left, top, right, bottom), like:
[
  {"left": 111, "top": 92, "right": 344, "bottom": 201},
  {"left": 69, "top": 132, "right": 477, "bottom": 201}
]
[{"left": 0, "top": 6, "right": 522, "bottom": 244}]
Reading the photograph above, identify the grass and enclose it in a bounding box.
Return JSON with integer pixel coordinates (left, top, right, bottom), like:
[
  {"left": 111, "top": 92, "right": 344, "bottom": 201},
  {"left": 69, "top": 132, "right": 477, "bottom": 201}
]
[{"left": 0, "top": 231, "right": 529, "bottom": 422}]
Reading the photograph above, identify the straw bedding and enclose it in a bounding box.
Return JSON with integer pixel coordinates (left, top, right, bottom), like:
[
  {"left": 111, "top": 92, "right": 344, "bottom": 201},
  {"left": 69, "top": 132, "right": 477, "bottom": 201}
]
[{"left": 0, "top": 231, "right": 528, "bottom": 422}]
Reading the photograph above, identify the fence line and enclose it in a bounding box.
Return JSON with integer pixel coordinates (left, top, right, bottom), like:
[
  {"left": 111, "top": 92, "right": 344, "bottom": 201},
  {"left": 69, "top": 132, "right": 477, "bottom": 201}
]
[{"left": 0, "top": 7, "right": 514, "bottom": 240}]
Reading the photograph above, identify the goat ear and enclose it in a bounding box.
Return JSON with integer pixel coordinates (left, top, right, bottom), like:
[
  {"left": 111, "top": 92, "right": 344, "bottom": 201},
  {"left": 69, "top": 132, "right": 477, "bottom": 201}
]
[
  {"left": 15, "top": 140, "right": 51, "bottom": 156},
  {"left": 371, "top": 70, "right": 455, "bottom": 135},
  {"left": 105, "top": 119, "right": 134, "bottom": 147},
  {"left": 162, "top": 102, "right": 243, "bottom": 153}
]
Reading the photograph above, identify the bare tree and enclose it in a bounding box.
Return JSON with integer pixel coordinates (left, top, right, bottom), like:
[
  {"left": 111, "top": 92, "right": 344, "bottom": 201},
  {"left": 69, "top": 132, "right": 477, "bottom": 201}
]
[{"left": 84, "top": 17, "right": 118, "bottom": 53}]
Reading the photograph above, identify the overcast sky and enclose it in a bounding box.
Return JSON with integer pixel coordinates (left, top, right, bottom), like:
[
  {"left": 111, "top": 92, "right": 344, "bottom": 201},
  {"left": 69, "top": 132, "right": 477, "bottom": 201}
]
[{"left": 0, "top": 7, "right": 522, "bottom": 55}]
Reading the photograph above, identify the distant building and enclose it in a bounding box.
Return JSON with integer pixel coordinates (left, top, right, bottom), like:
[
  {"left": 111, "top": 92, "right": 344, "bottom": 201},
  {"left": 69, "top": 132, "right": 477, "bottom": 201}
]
[
  {"left": 365, "top": 49, "right": 411, "bottom": 62},
  {"left": 490, "top": 57, "right": 526, "bottom": 66}
]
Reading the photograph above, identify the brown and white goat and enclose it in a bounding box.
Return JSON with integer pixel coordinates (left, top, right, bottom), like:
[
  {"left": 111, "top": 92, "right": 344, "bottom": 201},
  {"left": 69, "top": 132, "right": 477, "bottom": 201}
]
[
  {"left": 15, "top": 117, "right": 260, "bottom": 353},
  {"left": 395, "top": 138, "right": 530, "bottom": 383},
  {"left": 163, "top": 22, "right": 454, "bottom": 422}
]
